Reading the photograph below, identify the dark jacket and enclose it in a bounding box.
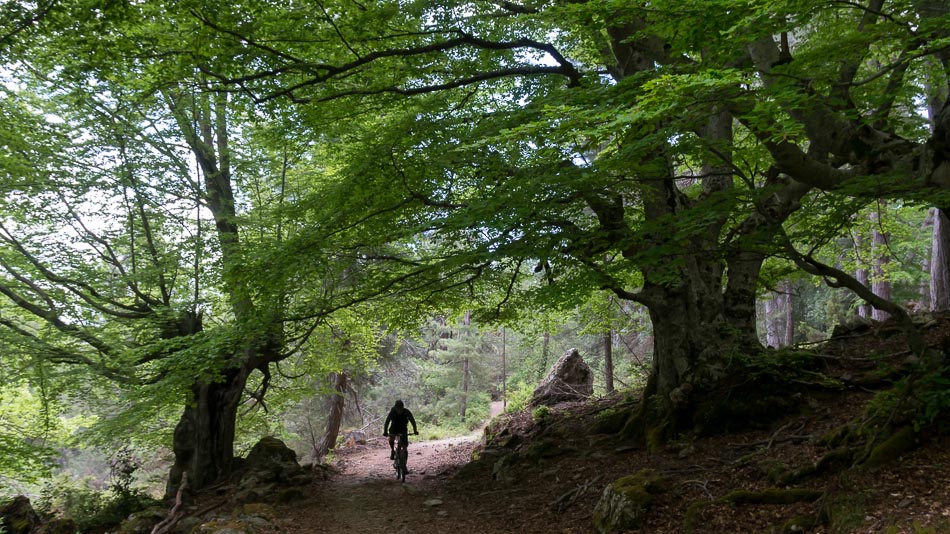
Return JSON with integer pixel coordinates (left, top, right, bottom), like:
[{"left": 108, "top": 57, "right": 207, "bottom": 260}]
[{"left": 384, "top": 407, "right": 417, "bottom": 435}]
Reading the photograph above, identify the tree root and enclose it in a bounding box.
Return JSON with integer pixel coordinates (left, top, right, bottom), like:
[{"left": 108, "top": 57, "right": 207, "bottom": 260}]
[
  {"left": 776, "top": 447, "right": 857, "bottom": 486},
  {"left": 683, "top": 487, "right": 825, "bottom": 533},
  {"left": 550, "top": 474, "right": 603, "bottom": 512},
  {"left": 151, "top": 472, "right": 188, "bottom": 534}
]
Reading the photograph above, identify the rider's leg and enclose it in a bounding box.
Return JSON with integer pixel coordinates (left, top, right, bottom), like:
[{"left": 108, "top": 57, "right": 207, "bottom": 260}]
[{"left": 388, "top": 434, "right": 396, "bottom": 459}]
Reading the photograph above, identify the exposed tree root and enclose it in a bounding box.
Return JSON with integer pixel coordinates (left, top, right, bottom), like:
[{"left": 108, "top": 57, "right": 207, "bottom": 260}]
[
  {"left": 151, "top": 472, "right": 188, "bottom": 534},
  {"left": 610, "top": 349, "right": 843, "bottom": 449},
  {"left": 776, "top": 447, "right": 857, "bottom": 486},
  {"left": 683, "top": 488, "right": 825, "bottom": 533}
]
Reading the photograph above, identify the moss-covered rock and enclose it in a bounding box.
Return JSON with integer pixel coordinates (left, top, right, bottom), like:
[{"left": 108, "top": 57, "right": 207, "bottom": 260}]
[
  {"left": 273, "top": 488, "right": 305, "bottom": 504},
  {"left": 777, "top": 514, "right": 820, "bottom": 533},
  {"left": 193, "top": 518, "right": 256, "bottom": 534},
  {"left": 243, "top": 437, "right": 301, "bottom": 484},
  {"left": 119, "top": 508, "right": 165, "bottom": 534},
  {"left": 593, "top": 469, "right": 667, "bottom": 533},
  {"left": 591, "top": 407, "right": 630, "bottom": 435},
  {"left": 1, "top": 495, "right": 41, "bottom": 534},
  {"left": 37, "top": 518, "right": 76, "bottom": 534},
  {"left": 491, "top": 452, "right": 521, "bottom": 483},
  {"left": 235, "top": 503, "right": 274, "bottom": 519}
]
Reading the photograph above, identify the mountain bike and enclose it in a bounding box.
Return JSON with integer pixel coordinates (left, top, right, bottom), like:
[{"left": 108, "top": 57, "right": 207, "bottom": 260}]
[{"left": 392, "top": 432, "right": 417, "bottom": 482}]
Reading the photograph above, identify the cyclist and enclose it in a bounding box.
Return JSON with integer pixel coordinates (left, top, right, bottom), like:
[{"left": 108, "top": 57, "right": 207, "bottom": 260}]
[{"left": 383, "top": 399, "right": 418, "bottom": 460}]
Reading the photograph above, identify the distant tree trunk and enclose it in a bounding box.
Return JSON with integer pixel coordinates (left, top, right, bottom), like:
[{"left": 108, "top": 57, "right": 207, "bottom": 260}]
[
  {"left": 932, "top": 209, "right": 950, "bottom": 311},
  {"left": 765, "top": 294, "right": 781, "bottom": 347},
  {"left": 460, "top": 310, "right": 471, "bottom": 421},
  {"left": 855, "top": 234, "right": 871, "bottom": 318},
  {"left": 871, "top": 209, "right": 891, "bottom": 321},
  {"left": 460, "top": 357, "right": 470, "bottom": 421},
  {"left": 501, "top": 328, "right": 507, "bottom": 410},
  {"left": 781, "top": 281, "right": 794, "bottom": 346},
  {"left": 312, "top": 372, "right": 348, "bottom": 461},
  {"left": 604, "top": 330, "right": 615, "bottom": 393},
  {"left": 920, "top": 210, "right": 935, "bottom": 311},
  {"left": 539, "top": 331, "right": 551, "bottom": 380}
]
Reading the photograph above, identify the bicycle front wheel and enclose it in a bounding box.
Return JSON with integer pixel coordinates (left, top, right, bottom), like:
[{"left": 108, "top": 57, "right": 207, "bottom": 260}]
[{"left": 396, "top": 450, "right": 408, "bottom": 482}]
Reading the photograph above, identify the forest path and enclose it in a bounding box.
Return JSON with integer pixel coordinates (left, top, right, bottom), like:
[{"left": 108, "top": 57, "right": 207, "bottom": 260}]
[{"left": 274, "top": 402, "right": 512, "bottom": 534}]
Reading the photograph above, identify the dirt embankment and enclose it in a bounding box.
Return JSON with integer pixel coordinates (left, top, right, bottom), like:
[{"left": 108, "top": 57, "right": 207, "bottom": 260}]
[{"left": 267, "top": 320, "right": 950, "bottom": 534}]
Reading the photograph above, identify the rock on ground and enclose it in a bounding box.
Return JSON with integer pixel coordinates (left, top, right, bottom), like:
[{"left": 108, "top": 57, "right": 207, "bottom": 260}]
[{"left": 529, "top": 348, "right": 593, "bottom": 407}]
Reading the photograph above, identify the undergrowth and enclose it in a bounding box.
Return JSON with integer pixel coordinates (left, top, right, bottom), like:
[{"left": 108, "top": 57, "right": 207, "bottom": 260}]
[{"left": 36, "top": 448, "right": 158, "bottom": 532}]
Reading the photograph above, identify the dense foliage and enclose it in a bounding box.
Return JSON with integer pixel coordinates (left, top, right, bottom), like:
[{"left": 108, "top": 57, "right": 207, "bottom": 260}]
[{"left": 1, "top": 0, "right": 948, "bottom": 514}]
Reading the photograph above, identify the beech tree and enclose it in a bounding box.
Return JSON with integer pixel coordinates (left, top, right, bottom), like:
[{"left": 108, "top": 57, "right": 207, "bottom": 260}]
[
  {"left": 3, "top": 0, "right": 949, "bottom": 494},
  {"left": 175, "top": 0, "right": 950, "bottom": 438},
  {"left": 0, "top": 2, "right": 343, "bottom": 494}
]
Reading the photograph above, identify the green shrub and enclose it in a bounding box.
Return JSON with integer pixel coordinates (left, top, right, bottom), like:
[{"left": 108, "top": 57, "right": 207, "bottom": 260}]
[
  {"left": 504, "top": 381, "right": 534, "bottom": 413},
  {"left": 914, "top": 367, "right": 950, "bottom": 430},
  {"left": 531, "top": 405, "right": 551, "bottom": 425},
  {"left": 35, "top": 451, "right": 159, "bottom": 533},
  {"left": 37, "top": 476, "right": 107, "bottom": 528}
]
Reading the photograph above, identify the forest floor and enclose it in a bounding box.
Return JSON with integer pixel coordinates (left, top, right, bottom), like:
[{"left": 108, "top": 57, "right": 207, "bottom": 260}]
[{"left": 255, "top": 315, "right": 950, "bottom": 534}]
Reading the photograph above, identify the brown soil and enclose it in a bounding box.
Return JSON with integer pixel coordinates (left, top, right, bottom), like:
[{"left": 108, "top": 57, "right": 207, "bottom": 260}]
[
  {"left": 262, "top": 315, "right": 950, "bottom": 534},
  {"left": 273, "top": 435, "right": 483, "bottom": 534}
]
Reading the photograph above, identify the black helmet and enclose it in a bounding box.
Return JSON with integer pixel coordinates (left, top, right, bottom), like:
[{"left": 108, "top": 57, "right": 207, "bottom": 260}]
[{"left": 394, "top": 399, "right": 404, "bottom": 408}]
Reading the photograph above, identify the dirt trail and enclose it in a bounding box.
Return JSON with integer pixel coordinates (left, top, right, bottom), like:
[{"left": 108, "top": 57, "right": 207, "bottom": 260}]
[{"left": 274, "top": 403, "right": 507, "bottom": 534}]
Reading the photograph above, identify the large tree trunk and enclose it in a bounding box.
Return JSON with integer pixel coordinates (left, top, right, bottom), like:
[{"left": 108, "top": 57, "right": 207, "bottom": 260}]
[
  {"left": 312, "top": 372, "right": 348, "bottom": 461},
  {"left": 932, "top": 209, "right": 950, "bottom": 311},
  {"left": 927, "top": 75, "right": 950, "bottom": 311},
  {"left": 166, "top": 365, "right": 249, "bottom": 497},
  {"left": 598, "top": 16, "right": 808, "bottom": 445},
  {"left": 621, "top": 275, "right": 761, "bottom": 441},
  {"left": 164, "top": 89, "right": 284, "bottom": 498}
]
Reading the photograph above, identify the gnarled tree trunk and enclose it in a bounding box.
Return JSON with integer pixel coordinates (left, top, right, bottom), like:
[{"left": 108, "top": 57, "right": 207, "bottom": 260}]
[
  {"left": 166, "top": 365, "right": 250, "bottom": 496},
  {"left": 620, "top": 266, "right": 764, "bottom": 441}
]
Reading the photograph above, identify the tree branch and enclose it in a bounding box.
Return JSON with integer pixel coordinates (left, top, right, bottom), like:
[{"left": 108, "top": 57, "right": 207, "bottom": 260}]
[
  {"left": 196, "top": 29, "right": 581, "bottom": 102},
  {"left": 778, "top": 230, "right": 926, "bottom": 356}
]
